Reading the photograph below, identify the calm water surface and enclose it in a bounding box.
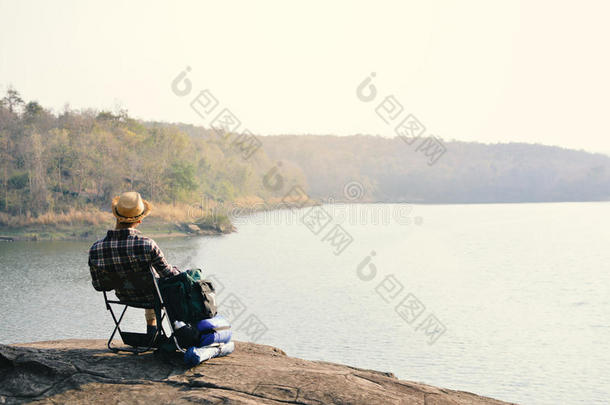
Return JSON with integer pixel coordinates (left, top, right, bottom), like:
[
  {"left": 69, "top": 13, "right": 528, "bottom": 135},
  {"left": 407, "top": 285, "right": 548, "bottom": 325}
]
[{"left": 1, "top": 203, "right": 609, "bottom": 405}]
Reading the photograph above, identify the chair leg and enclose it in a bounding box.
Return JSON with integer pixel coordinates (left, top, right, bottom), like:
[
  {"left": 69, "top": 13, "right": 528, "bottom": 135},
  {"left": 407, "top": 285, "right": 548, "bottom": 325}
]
[
  {"left": 106, "top": 304, "right": 161, "bottom": 354},
  {"left": 156, "top": 303, "right": 186, "bottom": 353},
  {"left": 151, "top": 271, "right": 186, "bottom": 353},
  {"left": 165, "top": 312, "right": 186, "bottom": 353},
  {"left": 107, "top": 305, "right": 128, "bottom": 353}
]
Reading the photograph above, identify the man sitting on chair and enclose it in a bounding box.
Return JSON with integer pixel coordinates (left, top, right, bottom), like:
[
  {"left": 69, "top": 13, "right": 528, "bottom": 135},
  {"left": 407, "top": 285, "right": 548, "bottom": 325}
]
[{"left": 88, "top": 191, "right": 181, "bottom": 335}]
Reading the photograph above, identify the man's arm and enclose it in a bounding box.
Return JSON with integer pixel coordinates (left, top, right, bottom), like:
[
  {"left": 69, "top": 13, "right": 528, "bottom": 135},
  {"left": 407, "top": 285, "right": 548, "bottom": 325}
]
[
  {"left": 149, "top": 241, "right": 181, "bottom": 277},
  {"left": 88, "top": 258, "right": 104, "bottom": 291},
  {"left": 88, "top": 257, "right": 113, "bottom": 291}
]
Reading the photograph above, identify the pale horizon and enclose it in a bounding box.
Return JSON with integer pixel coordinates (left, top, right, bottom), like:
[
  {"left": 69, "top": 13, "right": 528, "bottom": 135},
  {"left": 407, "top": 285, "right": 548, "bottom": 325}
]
[{"left": 1, "top": 0, "right": 609, "bottom": 154}]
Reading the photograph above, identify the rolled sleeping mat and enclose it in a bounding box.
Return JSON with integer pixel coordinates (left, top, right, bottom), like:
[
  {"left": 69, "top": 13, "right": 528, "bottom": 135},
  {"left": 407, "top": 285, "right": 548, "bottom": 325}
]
[
  {"left": 184, "top": 341, "right": 235, "bottom": 367},
  {"left": 196, "top": 315, "right": 232, "bottom": 346}
]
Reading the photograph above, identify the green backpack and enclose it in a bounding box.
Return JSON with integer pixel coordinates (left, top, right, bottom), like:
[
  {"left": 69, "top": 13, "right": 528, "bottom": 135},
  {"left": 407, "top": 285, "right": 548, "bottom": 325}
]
[{"left": 158, "top": 268, "right": 217, "bottom": 323}]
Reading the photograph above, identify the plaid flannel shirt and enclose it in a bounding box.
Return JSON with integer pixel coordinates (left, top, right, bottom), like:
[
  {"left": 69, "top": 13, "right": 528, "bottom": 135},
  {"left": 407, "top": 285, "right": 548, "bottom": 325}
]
[{"left": 88, "top": 228, "right": 180, "bottom": 303}]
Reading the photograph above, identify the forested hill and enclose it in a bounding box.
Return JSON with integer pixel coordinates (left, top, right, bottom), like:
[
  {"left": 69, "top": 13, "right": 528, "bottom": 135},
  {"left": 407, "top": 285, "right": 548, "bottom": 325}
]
[
  {"left": 1, "top": 87, "right": 609, "bottom": 223},
  {"left": 0, "top": 89, "right": 305, "bottom": 218},
  {"left": 261, "top": 135, "right": 610, "bottom": 203}
]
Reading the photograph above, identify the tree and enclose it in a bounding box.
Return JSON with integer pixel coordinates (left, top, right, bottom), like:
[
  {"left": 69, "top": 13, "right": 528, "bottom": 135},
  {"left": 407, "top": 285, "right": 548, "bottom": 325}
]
[
  {"left": 26, "top": 132, "right": 48, "bottom": 214},
  {"left": 2, "top": 87, "right": 24, "bottom": 114},
  {"left": 24, "top": 101, "right": 43, "bottom": 117},
  {"left": 0, "top": 131, "right": 11, "bottom": 211},
  {"left": 47, "top": 128, "right": 70, "bottom": 200},
  {"left": 167, "top": 161, "right": 198, "bottom": 202}
]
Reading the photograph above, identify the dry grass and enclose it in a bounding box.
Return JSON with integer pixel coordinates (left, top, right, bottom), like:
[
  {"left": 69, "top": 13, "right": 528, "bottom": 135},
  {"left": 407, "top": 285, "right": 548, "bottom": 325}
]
[
  {"left": 233, "top": 196, "right": 266, "bottom": 206},
  {"left": 0, "top": 196, "right": 308, "bottom": 230},
  {"left": 0, "top": 202, "right": 222, "bottom": 229},
  {"left": 148, "top": 202, "right": 194, "bottom": 223},
  {"left": 0, "top": 208, "right": 113, "bottom": 228}
]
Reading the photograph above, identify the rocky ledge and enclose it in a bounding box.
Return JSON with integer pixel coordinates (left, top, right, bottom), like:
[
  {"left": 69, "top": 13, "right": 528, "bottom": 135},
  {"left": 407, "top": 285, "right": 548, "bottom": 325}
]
[{"left": 0, "top": 339, "right": 515, "bottom": 404}]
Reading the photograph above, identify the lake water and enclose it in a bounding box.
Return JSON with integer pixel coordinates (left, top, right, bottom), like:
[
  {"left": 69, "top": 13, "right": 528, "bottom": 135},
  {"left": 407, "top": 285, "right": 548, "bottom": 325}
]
[{"left": 1, "top": 203, "right": 609, "bottom": 405}]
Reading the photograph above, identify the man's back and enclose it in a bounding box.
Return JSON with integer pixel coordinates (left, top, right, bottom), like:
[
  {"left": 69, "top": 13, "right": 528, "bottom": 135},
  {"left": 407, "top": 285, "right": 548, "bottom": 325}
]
[{"left": 89, "top": 228, "right": 179, "bottom": 303}]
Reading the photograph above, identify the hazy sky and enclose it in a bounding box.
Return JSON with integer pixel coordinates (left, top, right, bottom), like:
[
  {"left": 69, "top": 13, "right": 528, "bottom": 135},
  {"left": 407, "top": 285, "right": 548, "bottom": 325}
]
[{"left": 1, "top": 0, "right": 609, "bottom": 153}]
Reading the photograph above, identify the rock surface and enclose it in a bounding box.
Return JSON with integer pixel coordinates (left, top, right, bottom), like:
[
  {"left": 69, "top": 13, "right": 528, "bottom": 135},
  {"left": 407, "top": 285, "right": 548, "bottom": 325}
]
[{"left": 0, "top": 339, "right": 516, "bottom": 404}]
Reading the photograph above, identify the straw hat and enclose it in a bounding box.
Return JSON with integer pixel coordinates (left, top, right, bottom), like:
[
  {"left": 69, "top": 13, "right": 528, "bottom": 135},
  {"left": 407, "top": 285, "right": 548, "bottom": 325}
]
[{"left": 111, "top": 192, "right": 152, "bottom": 223}]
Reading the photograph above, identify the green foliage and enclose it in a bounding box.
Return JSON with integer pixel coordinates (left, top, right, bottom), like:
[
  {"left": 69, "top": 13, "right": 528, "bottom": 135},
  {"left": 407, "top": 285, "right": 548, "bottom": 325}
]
[
  {"left": 194, "top": 213, "right": 232, "bottom": 232},
  {"left": 2, "top": 87, "right": 24, "bottom": 113},
  {"left": 214, "top": 180, "right": 236, "bottom": 201},
  {"left": 24, "top": 101, "right": 43, "bottom": 117},
  {"left": 167, "top": 161, "right": 198, "bottom": 201},
  {"left": 0, "top": 88, "right": 306, "bottom": 217},
  {"left": 8, "top": 172, "right": 28, "bottom": 190}
]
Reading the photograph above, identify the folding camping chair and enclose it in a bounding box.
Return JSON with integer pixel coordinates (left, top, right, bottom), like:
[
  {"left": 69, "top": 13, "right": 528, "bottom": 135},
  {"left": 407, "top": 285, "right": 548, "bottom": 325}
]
[{"left": 100, "top": 268, "right": 186, "bottom": 354}]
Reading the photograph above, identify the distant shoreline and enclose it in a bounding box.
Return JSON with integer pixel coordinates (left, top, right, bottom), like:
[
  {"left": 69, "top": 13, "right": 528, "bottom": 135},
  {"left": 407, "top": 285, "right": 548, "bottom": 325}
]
[
  {"left": 0, "top": 225, "right": 224, "bottom": 242},
  {"left": 5, "top": 199, "right": 606, "bottom": 242},
  {"left": 0, "top": 199, "right": 317, "bottom": 242},
  {"left": 0, "top": 216, "right": 234, "bottom": 242}
]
